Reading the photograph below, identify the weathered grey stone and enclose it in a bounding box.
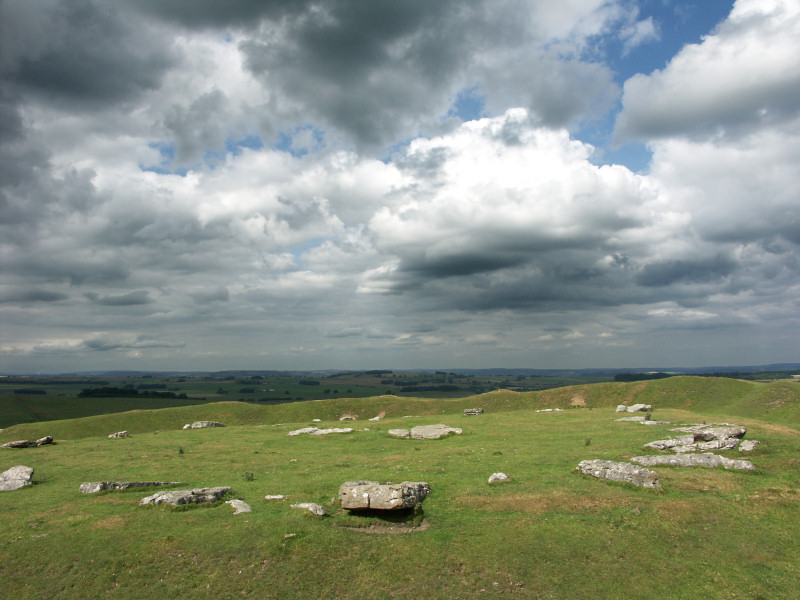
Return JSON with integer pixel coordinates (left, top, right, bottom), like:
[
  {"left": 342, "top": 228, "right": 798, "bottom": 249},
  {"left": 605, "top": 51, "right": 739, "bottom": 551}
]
[
  {"left": 617, "top": 416, "right": 647, "bottom": 422},
  {"left": 108, "top": 431, "right": 129, "bottom": 439},
  {"left": 226, "top": 499, "right": 252, "bottom": 514},
  {"left": 388, "top": 429, "right": 410, "bottom": 438},
  {"left": 1, "top": 440, "right": 38, "bottom": 449},
  {"left": 287, "top": 426, "right": 353, "bottom": 436},
  {"left": 739, "top": 440, "right": 760, "bottom": 452},
  {"left": 641, "top": 420, "right": 670, "bottom": 425},
  {"left": 0, "top": 465, "right": 33, "bottom": 491},
  {"left": 643, "top": 435, "right": 695, "bottom": 451},
  {"left": 631, "top": 453, "right": 754, "bottom": 470},
  {"left": 536, "top": 408, "right": 564, "bottom": 413},
  {"left": 488, "top": 473, "right": 509, "bottom": 483},
  {"left": 339, "top": 481, "right": 431, "bottom": 510},
  {"left": 140, "top": 486, "right": 230, "bottom": 506},
  {"left": 312, "top": 428, "right": 352, "bottom": 435},
  {"left": 410, "top": 424, "right": 462, "bottom": 440},
  {"left": 264, "top": 494, "right": 287, "bottom": 500},
  {"left": 290, "top": 502, "right": 326, "bottom": 516},
  {"left": 616, "top": 404, "right": 628, "bottom": 412},
  {"left": 182, "top": 424, "right": 191, "bottom": 429},
  {"left": 80, "top": 481, "right": 180, "bottom": 494},
  {"left": 464, "top": 408, "right": 484, "bottom": 415},
  {"left": 368, "top": 416, "right": 381, "bottom": 421},
  {"left": 692, "top": 426, "right": 746, "bottom": 442},
  {"left": 627, "top": 403, "right": 652, "bottom": 413},
  {"left": 576, "top": 460, "right": 661, "bottom": 488},
  {"left": 187, "top": 421, "right": 225, "bottom": 429}
]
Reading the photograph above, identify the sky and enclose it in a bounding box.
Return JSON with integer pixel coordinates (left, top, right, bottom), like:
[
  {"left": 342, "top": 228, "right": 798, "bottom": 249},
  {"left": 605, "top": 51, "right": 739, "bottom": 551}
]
[{"left": 1, "top": 0, "right": 799, "bottom": 373}]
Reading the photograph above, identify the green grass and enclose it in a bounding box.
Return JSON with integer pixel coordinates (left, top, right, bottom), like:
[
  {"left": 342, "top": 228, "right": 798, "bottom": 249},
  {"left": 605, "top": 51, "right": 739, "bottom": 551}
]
[{"left": 1, "top": 377, "right": 799, "bottom": 598}]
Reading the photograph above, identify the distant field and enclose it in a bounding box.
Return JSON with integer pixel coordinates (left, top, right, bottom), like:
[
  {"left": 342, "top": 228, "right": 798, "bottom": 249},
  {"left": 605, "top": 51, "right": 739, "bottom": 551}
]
[
  {"left": 0, "top": 371, "right": 612, "bottom": 428},
  {"left": 1, "top": 376, "right": 798, "bottom": 599}
]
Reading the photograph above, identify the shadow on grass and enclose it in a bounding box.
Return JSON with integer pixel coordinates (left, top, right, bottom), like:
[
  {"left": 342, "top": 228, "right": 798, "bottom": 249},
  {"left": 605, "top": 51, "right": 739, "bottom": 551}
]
[{"left": 335, "top": 505, "right": 429, "bottom": 533}]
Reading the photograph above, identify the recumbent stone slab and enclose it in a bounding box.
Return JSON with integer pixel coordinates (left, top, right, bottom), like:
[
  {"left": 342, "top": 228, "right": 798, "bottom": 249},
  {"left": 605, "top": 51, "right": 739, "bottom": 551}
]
[
  {"left": 576, "top": 459, "right": 661, "bottom": 488},
  {"left": 339, "top": 481, "right": 431, "bottom": 510},
  {"left": 0, "top": 465, "right": 34, "bottom": 491},
  {"left": 140, "top": 486, "right": 230, "bottom": 506}
]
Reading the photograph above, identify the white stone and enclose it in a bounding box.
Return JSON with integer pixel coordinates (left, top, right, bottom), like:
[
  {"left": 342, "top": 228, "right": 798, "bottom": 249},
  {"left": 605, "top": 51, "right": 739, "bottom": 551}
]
[{"left": 488, "top": 473, "right": 510, "bottom": 483}]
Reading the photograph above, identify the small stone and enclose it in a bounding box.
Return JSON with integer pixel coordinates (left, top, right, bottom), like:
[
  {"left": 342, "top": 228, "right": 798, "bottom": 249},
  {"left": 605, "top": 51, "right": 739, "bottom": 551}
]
[
  {"left": 108, "top": 431, "right": 129, "bottom": 439},
  {"left": 290, "top": 502, "right": 326, "bottom": 516},
  {"left": 616, "top": 405, "right": 628, "bottom": 412},
  {"left": 312, "top": 419, "right": 321, "bottom": 422},
  {"left": 616, "top": 416, "right": 646, "bottom": 422},
  {"left": 464, "top": 408, "right": 484, "bottom": 415},
  {"left": 226, "top": 499, "right": 252, "bottom": 514},
  {"left": 265, "top": 494, "right": 286, "bottom": 500},
  {"left": 388, "top": 429, "right": 410, "bottom": 438},
  {"left": 368, "top": 416, "right": 381, "bottom": 421},
  {"left": 626, "top": 404, "right": 652, "bottom": 413},
  {"left": 739, "top": 440, "right": 760, "bottom": 452},
  {"left": 488, "top": 472, "right": 509, "bottom": 483}
]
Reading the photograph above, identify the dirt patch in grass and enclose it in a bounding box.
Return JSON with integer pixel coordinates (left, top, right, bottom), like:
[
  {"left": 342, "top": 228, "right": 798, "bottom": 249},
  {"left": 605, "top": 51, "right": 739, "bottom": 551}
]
[
  {"left": 746, "top": 422, "right": 800, "bottom": 437},
  {"left": 747, "top": 488, "right": 800, "bottom": 504},
  {"left": 569, "top": 395, "right": 586, "bottom": 407},
  {"left": 454, "top": 490, "right": 635, "bottom": 514},
  {"left": 668, "top": 472, "right": 744, "bottom": 494},
  {"left": 90, "top": 516, "right": 126, "bottom": 530}
]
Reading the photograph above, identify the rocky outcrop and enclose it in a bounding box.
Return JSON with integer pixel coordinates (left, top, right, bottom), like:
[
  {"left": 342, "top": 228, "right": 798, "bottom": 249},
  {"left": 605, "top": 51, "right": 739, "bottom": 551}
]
[
  {"left": 184, "top": 421, "right": 225, "bottom": 429},
  {"left": 488, "top": 472, "right": 509, "bottom": 483},
  {"left": 226, "top": 499, "right": 252, "bottom": 514},
  {"left": 290, "top": 502, "right": 326, "bottom": 516},
  {"left": 410, "top": 424, "right": 462, "bottom": 439},
  {"left": 339, "top": 481, "right": 431, "bottom": 510},
  {"left": 0, "top": 465, "right": 33, "bottom": 491},
  {"left": 108, "top": 431, "right": 129, "bottom": 439},
  {"left": 1, "top": 436, "right": 53, "bottom": 448},
  {"left": 140, "top": 486, "right": 230, "bottom": 506},
  {"left": 576, "top": 459, "right": 661, "bottom": 488},
  {"left": 287, "top": 427, "right": 353, "bottom": 436},
  {"left": 631, "top": 453, "right": 754, "bottom": 470},
  {"left": 388, "top": 429, "right": 410, "bottom": 438},
  {"left": 647, "top": 424, "right": 749, "bottom": 453},
  {"left": 464, "top": 408, "right": 484, "bottom": 415},
  {"left": 80, "top": 481, "right": 180, "bottom": 494},
  {"left": 627, "top": 403, "right": 652, "bottom": 412}
]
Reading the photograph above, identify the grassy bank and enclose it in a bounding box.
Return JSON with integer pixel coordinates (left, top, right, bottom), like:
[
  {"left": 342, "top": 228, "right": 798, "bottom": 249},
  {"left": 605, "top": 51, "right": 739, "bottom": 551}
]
[{"left": 1, "top": 377, "right": 799, "bottom": 598}]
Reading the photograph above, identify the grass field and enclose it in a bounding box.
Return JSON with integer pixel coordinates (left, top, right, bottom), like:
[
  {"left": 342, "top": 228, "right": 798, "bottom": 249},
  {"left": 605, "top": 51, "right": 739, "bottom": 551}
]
[{"left": 1, "top": 376, "right": 799, "bottom": 599}]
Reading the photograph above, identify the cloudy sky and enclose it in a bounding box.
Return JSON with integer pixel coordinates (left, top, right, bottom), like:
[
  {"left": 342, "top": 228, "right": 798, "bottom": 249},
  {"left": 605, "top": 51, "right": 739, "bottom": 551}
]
[{"left": 1, "top": 0, "right": 799, "bottom": 373}]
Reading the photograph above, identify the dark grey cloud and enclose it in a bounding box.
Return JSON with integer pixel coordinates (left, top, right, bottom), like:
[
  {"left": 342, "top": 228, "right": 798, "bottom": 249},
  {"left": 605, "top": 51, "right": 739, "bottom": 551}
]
[
  {"left": 82, "top": 335, "right": 184, "bottom": 352},
  {"left": 635, "top": 256, "right": 736, "bottom": 288},
  {"left": 0, "top": 289, "right": 69, "bottom": 304},
  {"left": 190, "top": 287, "right": 230, "bottom": 305},
  {"left": 85, "top": 291, "right": 153, "bottom": 306},
  {"left": 1, "top": 0, "right": 176, "bottom": 107}
]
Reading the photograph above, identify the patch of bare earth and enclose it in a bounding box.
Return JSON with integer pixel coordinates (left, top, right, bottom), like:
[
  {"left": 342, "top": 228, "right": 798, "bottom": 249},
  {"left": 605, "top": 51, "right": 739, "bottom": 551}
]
[{"left": 339, "top": 519, "right": 431, "bottom": 534}]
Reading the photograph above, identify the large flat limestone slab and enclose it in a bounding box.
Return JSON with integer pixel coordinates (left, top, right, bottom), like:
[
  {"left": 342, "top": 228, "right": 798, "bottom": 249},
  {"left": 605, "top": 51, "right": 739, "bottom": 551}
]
[
  {"left": 339, "top": 481, "right": 431, "bottom": 510},
  {"left": 140, "top": 486, "right": 231, "bottom": 506},
  {"left": 576, "top": 459, "right": 661, "bottom": 488}
]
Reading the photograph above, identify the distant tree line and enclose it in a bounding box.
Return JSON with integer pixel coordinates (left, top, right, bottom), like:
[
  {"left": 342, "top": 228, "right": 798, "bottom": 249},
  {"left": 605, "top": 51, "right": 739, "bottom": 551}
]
[
  {"left": 14, "top": 389, "right": 47, "bottom": 395},
  {"left": 78, "top": 387, "right": 187, "bottom": 399},
  {"left": 613, "top": 372, "right": 671, "bottom": 382},
  {"left": 399, "top": 385, "right": 462, "bottom": 392}
]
